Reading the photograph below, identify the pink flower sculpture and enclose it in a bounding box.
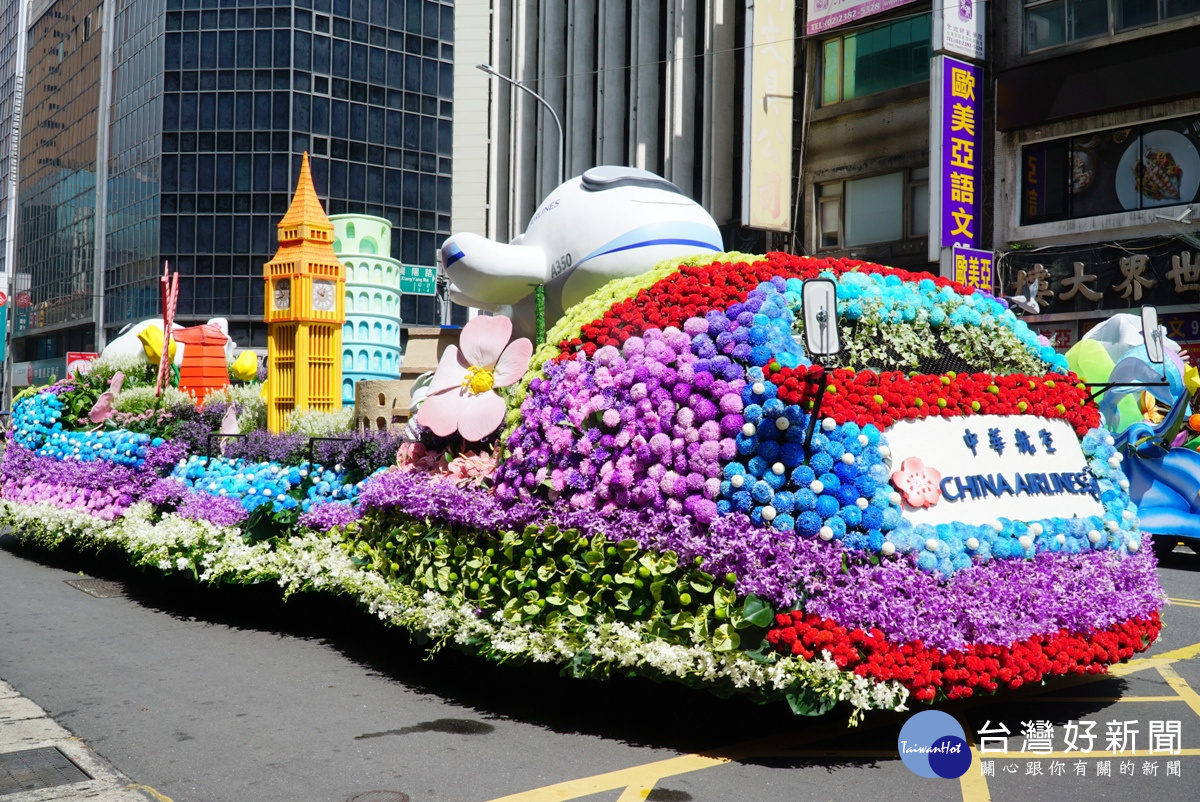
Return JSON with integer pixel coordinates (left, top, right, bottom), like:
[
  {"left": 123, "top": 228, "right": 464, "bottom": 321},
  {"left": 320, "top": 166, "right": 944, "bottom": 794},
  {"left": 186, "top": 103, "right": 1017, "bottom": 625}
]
[
  {"left": 415, "top": 315, "right": 532, "bottom": 442},
  {"left": 88, "top": 392, "right": 116, "bottom": 425},
  {"left": 445, "top": 450, "right": 500, "bottom": 487},
  {"left": 890, "top": 457, "right": 943, "bottom": 508},
  {"left": 85, "top": 371, "right": 127, "bottom": 426}
]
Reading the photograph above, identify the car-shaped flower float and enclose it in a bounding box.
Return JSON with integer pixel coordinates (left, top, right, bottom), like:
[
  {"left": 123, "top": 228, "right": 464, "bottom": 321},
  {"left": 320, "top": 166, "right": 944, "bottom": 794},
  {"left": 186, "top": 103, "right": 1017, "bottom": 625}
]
[
  {"left": 0, "top": 251, "right": 1164, "bottom": 722},
  {"left": 376, "top": 251, "right": 1163, "bottom": 717}
]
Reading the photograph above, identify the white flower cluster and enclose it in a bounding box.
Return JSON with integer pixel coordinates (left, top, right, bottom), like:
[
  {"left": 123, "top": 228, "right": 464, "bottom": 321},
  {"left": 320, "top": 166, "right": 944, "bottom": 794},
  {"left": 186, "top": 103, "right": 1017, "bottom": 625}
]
[
  {"left": 0, "top": 498, "right": 910, "bottom": 720},
  {"left": 285, "top": 407, "right": 355, "bottom": 438}
]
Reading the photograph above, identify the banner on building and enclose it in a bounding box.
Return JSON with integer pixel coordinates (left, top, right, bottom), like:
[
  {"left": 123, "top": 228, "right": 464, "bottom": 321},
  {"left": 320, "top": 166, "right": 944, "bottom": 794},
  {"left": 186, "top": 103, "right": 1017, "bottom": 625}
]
[
  {"left": 743, "top": 0, "right": 795, "bottom": 231},
  {"left": 805, "top": 0, "right": 921, "bottom": 35},
  {"left": 933, "top": 0, "right": 986, "bottom": 62},
  {"left": 66, "top": 352, "right": 100, "bottom": 376},
  {"left": 929, "top": 55, "right": 982, "bottom": 262},
  {"left": 11, "top": 358, "right": 64, "bottom": 388}
]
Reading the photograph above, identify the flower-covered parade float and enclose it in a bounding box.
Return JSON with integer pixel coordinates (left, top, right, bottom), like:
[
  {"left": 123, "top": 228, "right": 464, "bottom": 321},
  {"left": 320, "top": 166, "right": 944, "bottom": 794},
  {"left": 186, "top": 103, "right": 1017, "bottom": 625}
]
[{"left": 0, "top": 168, "right": 1164, "bottom": 722}]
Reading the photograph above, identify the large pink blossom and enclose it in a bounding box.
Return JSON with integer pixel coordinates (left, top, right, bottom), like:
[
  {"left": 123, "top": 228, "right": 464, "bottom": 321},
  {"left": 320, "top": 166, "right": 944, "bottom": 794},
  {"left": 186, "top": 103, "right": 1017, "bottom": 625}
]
[{"left": 415, "top": 315, "right": 532, "bottom": 442}]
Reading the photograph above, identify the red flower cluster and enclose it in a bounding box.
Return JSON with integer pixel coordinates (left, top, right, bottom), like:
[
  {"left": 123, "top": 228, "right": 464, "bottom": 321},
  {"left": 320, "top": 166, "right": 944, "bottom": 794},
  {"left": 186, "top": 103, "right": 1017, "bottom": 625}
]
[
  {"left": 766, "top": 610, "right": 1161, "bottom": 703},
  {"left": 766, "top": 365, "right": 1101, "bottom": 437},
  {"left": 557, "top": 253, "right": 973, "bottom": 359}
]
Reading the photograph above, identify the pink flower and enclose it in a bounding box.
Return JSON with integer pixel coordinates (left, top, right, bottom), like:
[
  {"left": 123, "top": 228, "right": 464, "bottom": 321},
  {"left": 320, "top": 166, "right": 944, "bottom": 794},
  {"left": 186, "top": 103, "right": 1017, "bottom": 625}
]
[
  {"left": 88, "top": 392, "right": 116, "bottom": 424},
  {"left": 445, "top": 450, "right": 500, "bottom": 487},
  {"left": 415, "top": 315, "right": 533, "bottom": 442},
  {"left": 890, "top": 457, "right": 943, "bottom": 508},
  {"left": 396, "top": 441, "right": 442, "bottom": 473}
]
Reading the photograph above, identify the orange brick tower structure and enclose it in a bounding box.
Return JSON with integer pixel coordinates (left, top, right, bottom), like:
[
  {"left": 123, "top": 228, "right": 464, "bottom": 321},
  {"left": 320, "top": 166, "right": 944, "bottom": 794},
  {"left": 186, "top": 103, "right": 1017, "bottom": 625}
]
[
  {"left": 174, "top": 324, "right": 230, "bottom": 405},
  {"left": 263, "top": 152, "right": 346, "bottom": 432}
]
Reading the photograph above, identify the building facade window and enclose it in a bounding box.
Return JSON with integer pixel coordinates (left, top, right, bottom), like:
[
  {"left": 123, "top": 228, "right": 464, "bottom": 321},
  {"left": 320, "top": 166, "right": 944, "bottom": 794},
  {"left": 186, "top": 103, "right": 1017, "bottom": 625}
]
[
  {"left": 820, "top": 13, "right": 931, "bottom": 106},
  {"left": 1025, "top": 0, "right": 1200, "bottom": 53},
  {"left": 1019, "top": 113, "right": 1200, "bottom": 225},
  {"left": 817, "top": 167, "right": 929, "bottom": 249}
]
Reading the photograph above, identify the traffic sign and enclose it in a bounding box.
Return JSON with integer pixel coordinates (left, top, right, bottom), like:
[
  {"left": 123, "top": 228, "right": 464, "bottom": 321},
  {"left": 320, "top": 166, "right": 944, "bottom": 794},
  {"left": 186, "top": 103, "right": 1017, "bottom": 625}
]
[{"left": 399, "top": 265, "right": 437, "bottom": 296}]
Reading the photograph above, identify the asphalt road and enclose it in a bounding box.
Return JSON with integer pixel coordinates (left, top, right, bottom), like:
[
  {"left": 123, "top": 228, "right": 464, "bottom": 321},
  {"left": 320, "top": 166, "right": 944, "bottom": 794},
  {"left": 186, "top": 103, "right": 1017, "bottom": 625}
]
[{"left": 3, "top": 534, "right": 1200, "bottom": 802}]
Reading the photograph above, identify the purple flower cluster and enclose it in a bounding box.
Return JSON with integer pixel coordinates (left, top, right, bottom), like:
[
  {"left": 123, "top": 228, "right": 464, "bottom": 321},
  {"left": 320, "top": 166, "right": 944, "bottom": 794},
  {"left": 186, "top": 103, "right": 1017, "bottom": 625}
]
[
  {"left": 360, "top": 470, "right": 549, "bottom": 533},
  {"left": 222, "top": 429, "right": 309, "bottom": 465},
  {"left": 495, "top": 325, "right": 747, "bottom": 522},
  {"left": 0, "top": 441, "right": 187, "bottom": 520},
  {"left": 298, "top": 500, "right": 362, "bottom": 531},
  {"left": 802, "top": 549, "right": 1165, "bottom": 652},
  {"left": 176, "top": 490, "right": 250, "bottom": 527}
]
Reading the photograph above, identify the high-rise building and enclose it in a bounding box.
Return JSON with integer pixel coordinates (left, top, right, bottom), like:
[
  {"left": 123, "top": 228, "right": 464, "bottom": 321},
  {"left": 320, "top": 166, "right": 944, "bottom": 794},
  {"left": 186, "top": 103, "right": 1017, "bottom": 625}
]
[
  {"left": 14, "top": 0, "right": 461, "bottom": 366},
  {"left": 992, "top": 4, "right": 1200, "bottom": 356},
  {"left": 0, "top": 0, "right": 27, "bottom": 295},
  {"left": 451, "top": 0, "right": 773, "bottom": 253}
]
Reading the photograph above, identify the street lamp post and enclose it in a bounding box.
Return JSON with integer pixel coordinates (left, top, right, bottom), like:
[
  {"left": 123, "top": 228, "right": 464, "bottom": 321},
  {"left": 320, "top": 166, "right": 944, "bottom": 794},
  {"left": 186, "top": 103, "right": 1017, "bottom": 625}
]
[{"left": 476, "top": 63, "right": 565, "bottom": 188}]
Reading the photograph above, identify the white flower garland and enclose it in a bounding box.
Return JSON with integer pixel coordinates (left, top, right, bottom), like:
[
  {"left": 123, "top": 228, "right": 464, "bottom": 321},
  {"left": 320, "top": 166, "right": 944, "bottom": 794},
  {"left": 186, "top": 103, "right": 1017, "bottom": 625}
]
[{"left": 0, "top": 499, "right": 909, "bottom": 720}]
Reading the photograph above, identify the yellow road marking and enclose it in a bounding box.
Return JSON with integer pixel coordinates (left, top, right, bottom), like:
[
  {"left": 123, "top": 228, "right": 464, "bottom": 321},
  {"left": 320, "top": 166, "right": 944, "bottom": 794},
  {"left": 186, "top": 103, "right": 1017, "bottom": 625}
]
[
  {"left": 125, "top": 785, "right": 174, "bottom": 802},
  {"left": 1026, "top": 696, "right": 1182, "bottom": 703},
  {"left": 1168, "top": 597, "right": 1200, "bottom": 605},
  {"left": 1157, "top": 663, "right": 1200, "bottom": 719},
  {"left": 486, "top": 638, "right": 1200, "bottom": 802},
  {"left": 957, "top": 714, "right": 991, "bottom": 802},
  {"left": 487, "top": 754, "right": 731, "bottom": 801}
]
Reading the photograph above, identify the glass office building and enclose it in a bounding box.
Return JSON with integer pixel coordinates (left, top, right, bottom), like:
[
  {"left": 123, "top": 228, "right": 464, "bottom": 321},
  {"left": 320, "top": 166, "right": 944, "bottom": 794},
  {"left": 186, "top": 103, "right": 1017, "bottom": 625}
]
[
  {"left": 17, "top": 0, "right": 458, "bottom": 360},
  {"left": 0, "top": 0, "right": 26, "bottom": 290},
  {"left": 14, "top": 0, "right": 106, "bottom": 359}
]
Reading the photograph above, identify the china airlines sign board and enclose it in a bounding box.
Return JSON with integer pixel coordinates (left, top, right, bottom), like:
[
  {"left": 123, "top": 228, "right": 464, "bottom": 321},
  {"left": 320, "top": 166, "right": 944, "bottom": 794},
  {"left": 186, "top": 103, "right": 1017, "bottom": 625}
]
[{"left": 884, "top": 415, "right": 1105, "bottom": 526}]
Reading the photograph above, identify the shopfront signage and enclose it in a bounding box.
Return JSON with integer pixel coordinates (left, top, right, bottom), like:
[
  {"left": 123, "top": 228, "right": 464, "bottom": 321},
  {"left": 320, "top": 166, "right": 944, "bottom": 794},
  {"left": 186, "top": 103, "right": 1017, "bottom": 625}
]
[
  {"left": 930, "top": 56, "right": 982, "bottom": 260},
  {"left": 1007, "top": 246, "right": 1200, "bottom": 317},
  {"left": 951, "top": 246, "right": 994, "bottom": 292},
  {"left": 934, "top": 0, "right": 986, "bottom": 62},
  {"left": 805, "top": 0, "right": 921, "bottom": 35}
]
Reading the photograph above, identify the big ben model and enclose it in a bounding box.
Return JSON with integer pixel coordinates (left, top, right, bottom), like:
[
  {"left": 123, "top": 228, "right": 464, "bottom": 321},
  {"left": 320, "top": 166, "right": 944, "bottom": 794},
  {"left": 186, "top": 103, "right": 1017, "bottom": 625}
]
[{"left": 264, "top": 152, "right": 345, "bottom": 432}]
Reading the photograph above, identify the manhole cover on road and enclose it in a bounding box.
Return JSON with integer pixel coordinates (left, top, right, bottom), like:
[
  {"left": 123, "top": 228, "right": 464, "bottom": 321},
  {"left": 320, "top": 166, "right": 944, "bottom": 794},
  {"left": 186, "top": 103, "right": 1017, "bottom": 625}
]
[
  {"left": 346, "top": 793, "right": 410, "bottom": 802},
  {"left": 0, "top": 747, "right": 92, "bottom": 795},
  {"left": 64, "top": 578, "right": 126, "bottom": 598}
]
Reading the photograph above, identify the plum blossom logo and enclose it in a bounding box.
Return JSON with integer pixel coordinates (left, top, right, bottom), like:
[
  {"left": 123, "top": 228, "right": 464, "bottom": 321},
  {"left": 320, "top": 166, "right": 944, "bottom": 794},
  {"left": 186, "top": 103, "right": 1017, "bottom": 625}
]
[
  {"left": 959, "top": 0, "right": 973, "bottom": 22},
  {"left": 891, "top": 457, "right": 943, "bottom": 508},
  {"left": 415, "top": 314, "right": 532, "bottom": 442}
]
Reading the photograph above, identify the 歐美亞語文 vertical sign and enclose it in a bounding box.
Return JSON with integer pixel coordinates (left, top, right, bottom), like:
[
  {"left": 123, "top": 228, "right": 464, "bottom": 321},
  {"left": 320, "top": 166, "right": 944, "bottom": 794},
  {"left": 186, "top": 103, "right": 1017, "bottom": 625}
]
[{"left": 931, "top": 56, "right": 982, "bottom": 255}]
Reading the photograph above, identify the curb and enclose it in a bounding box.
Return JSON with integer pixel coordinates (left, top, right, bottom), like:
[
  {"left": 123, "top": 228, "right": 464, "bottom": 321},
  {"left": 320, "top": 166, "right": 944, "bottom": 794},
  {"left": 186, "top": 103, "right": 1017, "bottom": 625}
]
[{"left": 0, "top": 679, "right": 169, "bottom": 801}]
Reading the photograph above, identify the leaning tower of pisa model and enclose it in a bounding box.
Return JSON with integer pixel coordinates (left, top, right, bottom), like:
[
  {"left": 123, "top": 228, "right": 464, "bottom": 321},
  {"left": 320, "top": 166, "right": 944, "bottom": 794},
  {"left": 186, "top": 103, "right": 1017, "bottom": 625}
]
[{"left": 330, "top": 214, "right": 404, "bottom": 405}]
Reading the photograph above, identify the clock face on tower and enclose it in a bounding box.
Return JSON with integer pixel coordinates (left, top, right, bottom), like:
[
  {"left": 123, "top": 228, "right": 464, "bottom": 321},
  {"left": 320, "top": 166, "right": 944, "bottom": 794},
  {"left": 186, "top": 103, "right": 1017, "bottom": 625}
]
[
  {"left": 312, "top": 279, "right": 336, "bottom": 311},
  {"left": 273, "top": 278, "right": 291, "bottom": 310}
]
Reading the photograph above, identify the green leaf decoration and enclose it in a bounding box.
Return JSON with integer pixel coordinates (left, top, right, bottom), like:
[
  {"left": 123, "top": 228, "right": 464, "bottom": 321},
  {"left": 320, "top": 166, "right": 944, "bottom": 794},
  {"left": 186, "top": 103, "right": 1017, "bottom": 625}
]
[
  {"left": 785, "top": 687, "right": 836, "bottom": 717},
  {"left": 711, "top": 623, "right": 741, "bottom": 652},
  {"left": 735, "top": 594, "right": 775, "bottom": 629}
]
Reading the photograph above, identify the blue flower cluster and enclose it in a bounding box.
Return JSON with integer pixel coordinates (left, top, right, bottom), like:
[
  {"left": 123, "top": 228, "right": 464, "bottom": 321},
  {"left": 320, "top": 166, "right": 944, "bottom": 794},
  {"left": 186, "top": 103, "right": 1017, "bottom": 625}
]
[
  {"left": 830, "top": 272, "right": 1068, "bottom": 372},
  {"left": 172, "top": 455, "right": 364, "bottom": 514},
  {"left": 717, "top": 366, "right": 899, "bottom": 551},
  {"left": 705, "top": 276, "right": 809, "bottom": 369},
  {"left": 38, "top": 429, "right": 164, "bottom": 468},
  {"left": 10, "top": 390, "right": 64, "bottom": 451},
  {"left": 10, "top": 389, "right": 168, "bottom": 468}
]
